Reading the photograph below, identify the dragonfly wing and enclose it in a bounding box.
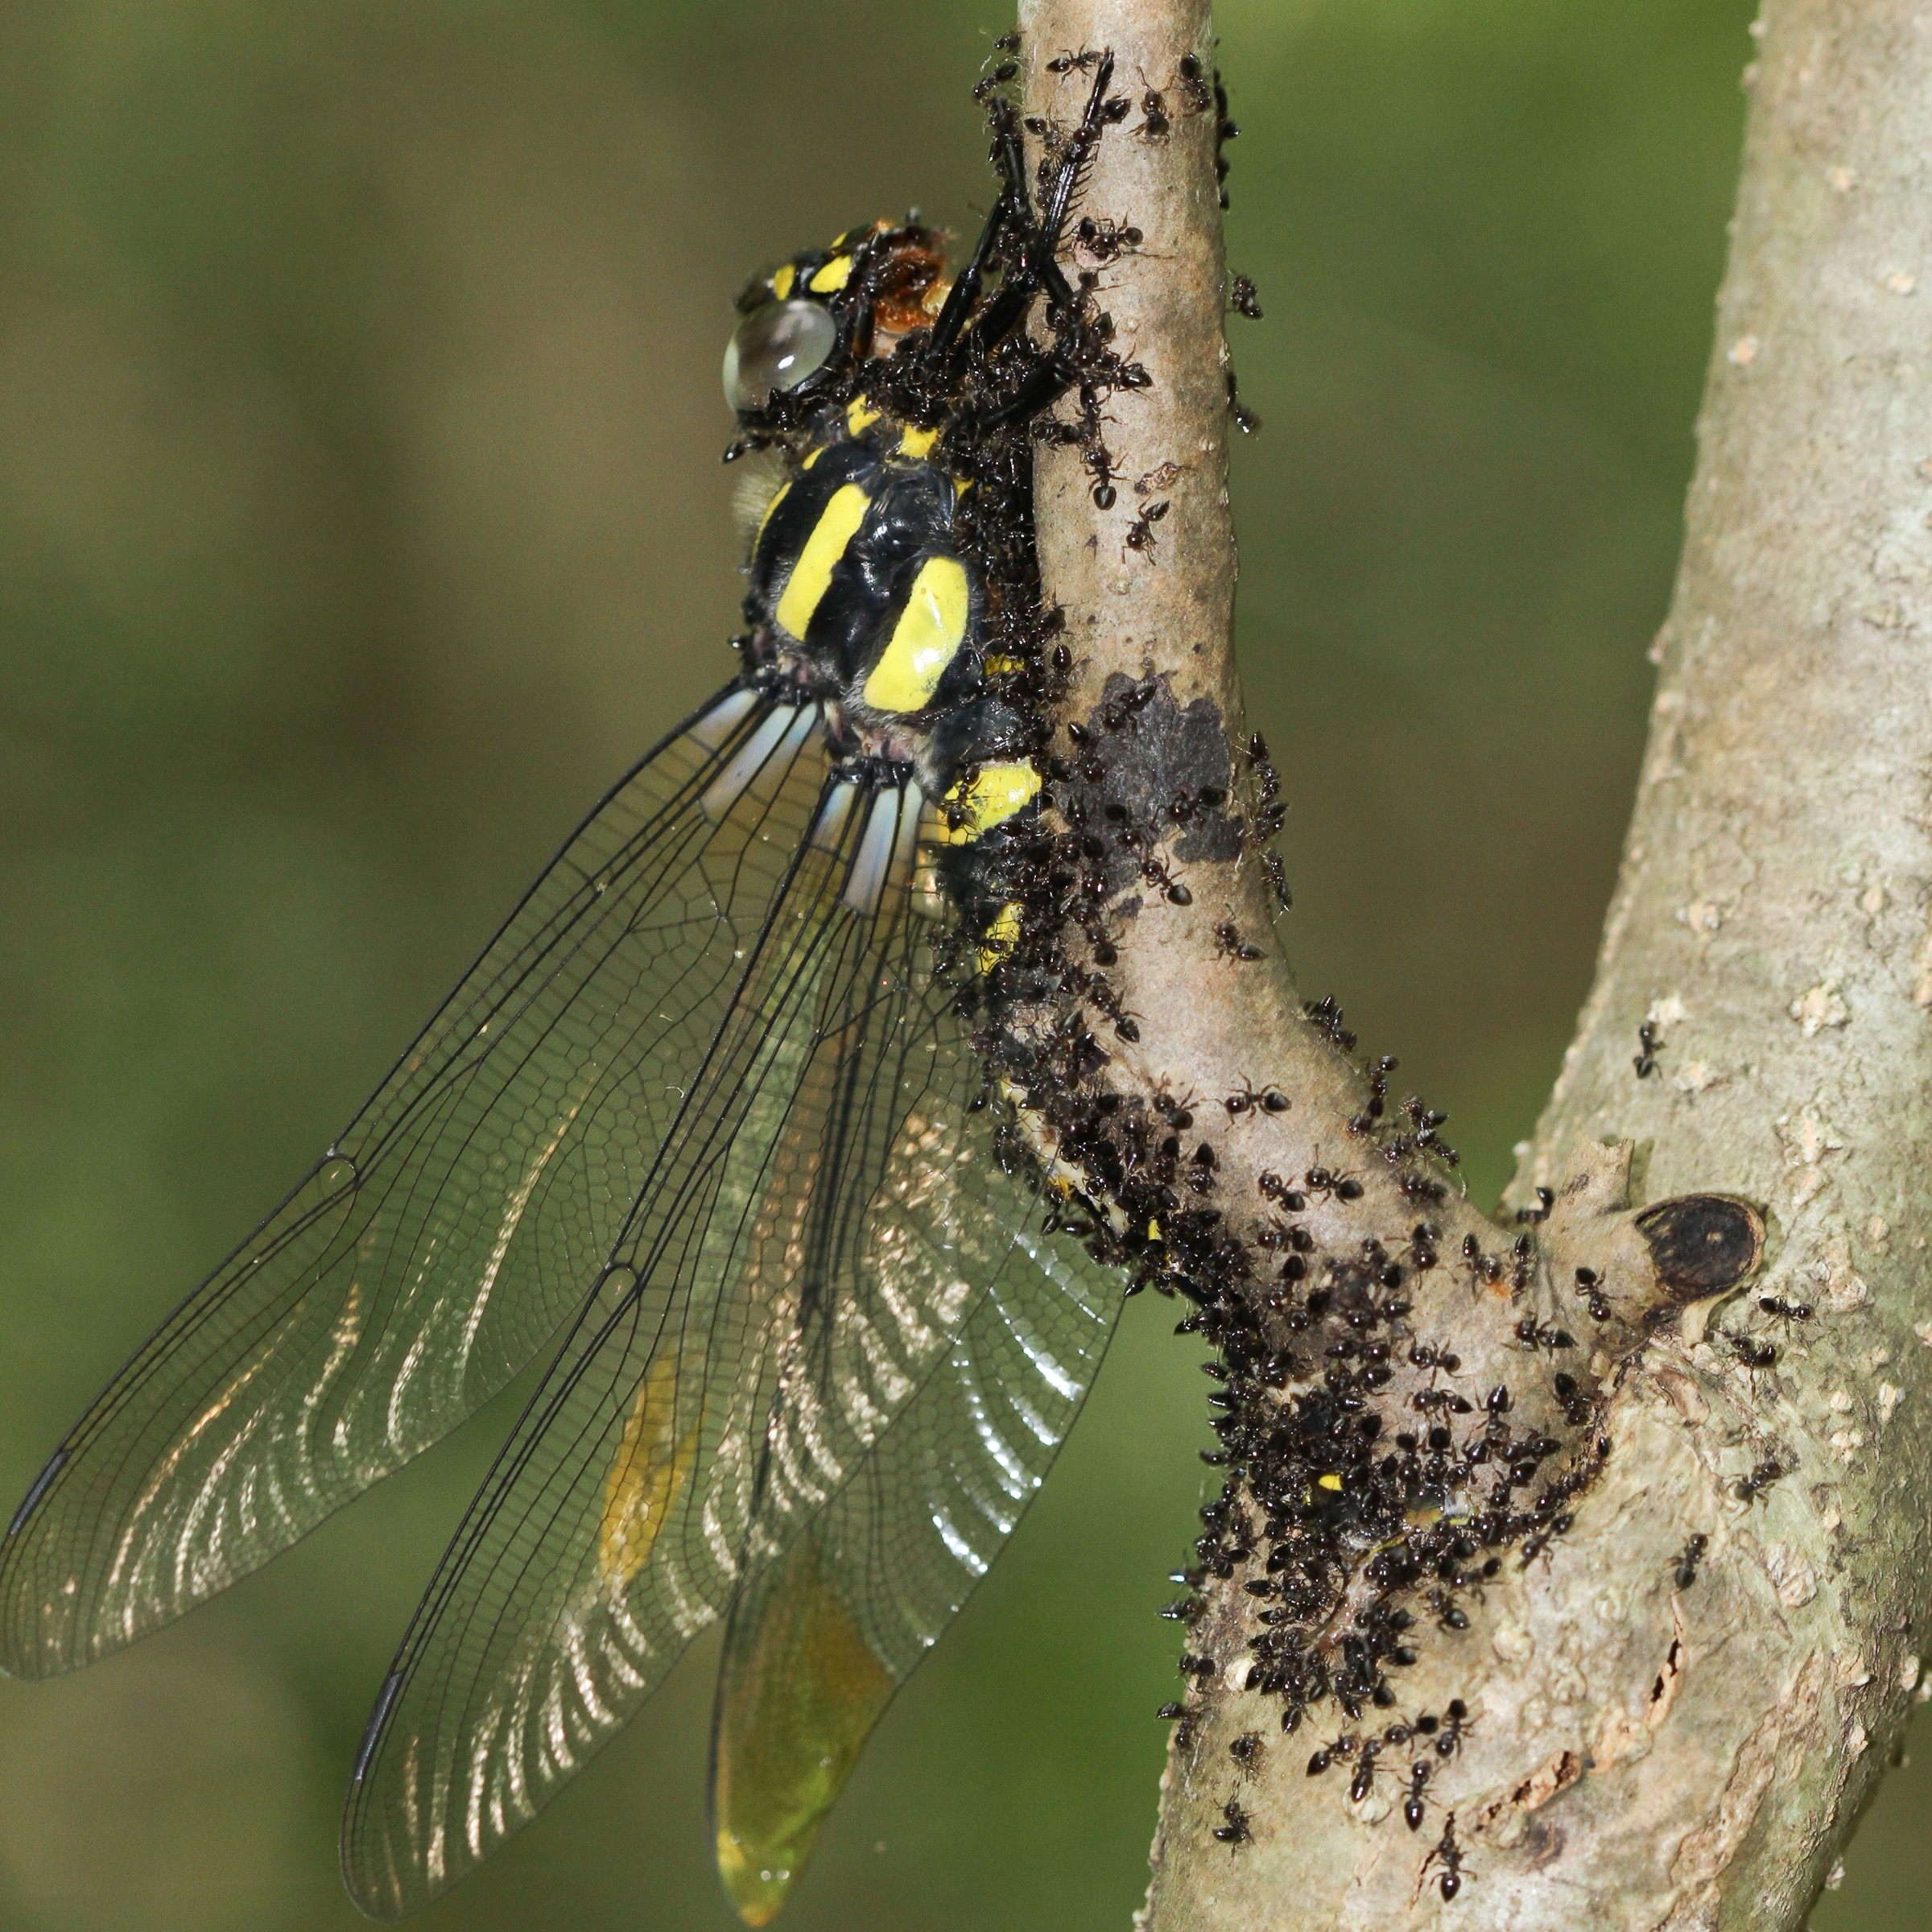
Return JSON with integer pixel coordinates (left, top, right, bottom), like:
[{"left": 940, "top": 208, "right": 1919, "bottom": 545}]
[
  {"left": 340, "top": 782, "right": 1117, "bottom": 1919},
  {"left": 710, "top": 1213, "right": 1116, "bottom": 1925},
  {"left": 0, "top": 684, "right": 828, "bottom": 1678}
]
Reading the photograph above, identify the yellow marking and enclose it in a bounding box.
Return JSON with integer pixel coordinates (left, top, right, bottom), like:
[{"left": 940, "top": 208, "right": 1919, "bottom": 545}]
[
  {"left": 599, "top": 1357, "right": 702, "bottom": 1588},
  {"left": 982, "top": 652, "right": 1024, "bottom": 675},
  {"left": 808, "top": 254, "right": 852, "bottom": 294},
  {"left": 1316, "top": 1472, "right": 1344, "bottom": 1493},
  {"left": 754, "top": 481, "right": 791, "bottom": 553},
  {"left": 922, "top": 277, "right": 952, "bottom": 316},
  {"left": 712, "top": 1533, "right": 895, "bottom": 1927},
  {"left": 774, "top": 484, "right": 869, "bottom": 640},
  {"left": 976, "top": 901, "right": 1022, "bottom": 973},
  {"left": 861, "top": 555, "right": 969, "bottom": 712},
  {"left": 846, "top": 394, "right": 882, "bottom": 434},
  {"left": 1147, "top": 1218, "right": 1162, "bottom": 1241},
  {"left": 770, "top": 264, "right": 796, "bottom": 300},
  {"left": 801, "top": 447, "right": 824, "bottom": 469},
  {"left": 897, "top": 423, "right": 941, "bottom": 460},
  {"left": 940, "top": 760, "right": 1041, "bottom": 842},
  {"left": 954, "top": 477, "right": 971, "bottom": 497}
]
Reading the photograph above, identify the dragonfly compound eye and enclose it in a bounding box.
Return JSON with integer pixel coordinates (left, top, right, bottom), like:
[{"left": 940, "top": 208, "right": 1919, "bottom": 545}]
[{"left": 723, "top": 296, "right": 836, "bottom": 411}]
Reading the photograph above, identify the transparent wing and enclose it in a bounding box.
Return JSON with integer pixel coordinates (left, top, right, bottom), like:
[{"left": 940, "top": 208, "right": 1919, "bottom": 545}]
[
  {"left": 340, "top": 784, "right": 1117, "bottom": 1920},
  {"left": 0, "top": 683, "right": 828, "bottom": 1679},
  {"left": 709, "top": 1218, "right": 1116, "bottom": 1925}
]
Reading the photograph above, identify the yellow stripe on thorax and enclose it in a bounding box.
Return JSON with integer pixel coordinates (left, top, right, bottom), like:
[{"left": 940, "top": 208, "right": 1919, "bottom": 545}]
[
  {"left": 754, "top": 481, "right": 791, "bottom": 553},
  {"left": 808, "top": 254, "right": 852, "bottom": 293},
  {"left": 940, "top": 760, "right": 1040, "bottom": 841},
  {"left": 976, "top": 901, "right": 1023, "bottom": 973},
  {"left": 774, "top": 484, "right": 869, "bottom": 640},
  {"left": 862, "top": 555, "right": 969, "bottom": 713}
]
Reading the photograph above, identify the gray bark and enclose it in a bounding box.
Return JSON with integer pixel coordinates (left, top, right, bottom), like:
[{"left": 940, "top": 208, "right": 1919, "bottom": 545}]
[{"left": 1016, "top": 1, "right": 1932, "bottom": 1926}]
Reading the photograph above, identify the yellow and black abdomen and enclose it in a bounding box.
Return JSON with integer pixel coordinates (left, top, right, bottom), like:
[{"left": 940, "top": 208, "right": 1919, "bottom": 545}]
[{"left": 746, "top": 428, "right": 984, "bottom": 729}]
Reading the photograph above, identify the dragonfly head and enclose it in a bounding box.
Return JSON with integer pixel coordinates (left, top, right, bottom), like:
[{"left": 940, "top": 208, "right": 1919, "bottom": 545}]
[{"left": 724, "top": 221, "right": 951, "bottom": 416}]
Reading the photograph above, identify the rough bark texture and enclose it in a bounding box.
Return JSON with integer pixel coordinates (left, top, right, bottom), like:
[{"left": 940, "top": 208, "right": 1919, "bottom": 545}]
[{"left": 1018, "top": 1, "right": 1932, "bottom": 1928}]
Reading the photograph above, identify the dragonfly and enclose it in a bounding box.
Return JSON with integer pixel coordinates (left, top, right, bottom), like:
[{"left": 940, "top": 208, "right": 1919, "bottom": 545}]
[{"left": 0, "top": 52, "right": 1142, "bottom": 1929}]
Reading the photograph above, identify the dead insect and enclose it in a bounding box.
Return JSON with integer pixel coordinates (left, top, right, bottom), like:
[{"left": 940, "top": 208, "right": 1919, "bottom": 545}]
[{"left": 1135, "top": 460, "right": 1184, "bottom": 496}]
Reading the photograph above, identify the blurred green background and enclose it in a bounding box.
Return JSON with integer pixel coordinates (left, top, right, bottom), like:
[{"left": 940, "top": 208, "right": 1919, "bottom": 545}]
[{"left": 1, "top": 2, "right": 1922, "bottom": 1928}]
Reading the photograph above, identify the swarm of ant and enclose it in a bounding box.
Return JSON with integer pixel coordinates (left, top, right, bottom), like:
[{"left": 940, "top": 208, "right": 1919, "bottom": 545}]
[{"left": 912, "top": 42, "right": 1765, "bottom": 1905}]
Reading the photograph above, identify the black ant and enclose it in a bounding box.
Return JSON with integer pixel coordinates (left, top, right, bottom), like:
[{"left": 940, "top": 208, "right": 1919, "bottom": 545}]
[
  {"left": 1261, "top": 849, "right": 1291, "bottom": 910},
  {"left": 1415, "top": 1699, "right": 1472, "bottom": 1759},
  {"left": 1515, "top": 1185, "right": 1554, "bottom": 1225},
  {"left": 1573, "top": 1265, "right": 1612, "bottom": 1323},
  {"left": 1229, "top": 274, "right": 1262, "bottom": 320},
  {"left": 1225, "top": 366, "right": 1261, "bottom": 433},
  {"left": 1074, "top": 213, "right": 1141, "bottom": 263},
  {"left": 1348, "top": 1737, "right": 1385, "bottom": 1802},
  {"left": 1513, "top": 1316, "right": 1575, "bottom": 1354},
  {"left": 1141, "top": 850, "right": 1191, "bottom": 904},
  {"left": 1135, "top": 69, "right": 1170, "bottom": 141},
  {"left": 1123, "top": 497, "right": 1170, "bottom": 560},
  {"left": 1634, "top": 1018, "right": 1661, "bottom": 1078},
  {"left": 1420, "top": 1816, "right": 1470, "bottom": 1901},
  {"left": 1673, "top": 1533, "right": 1708, "bottom": 1588},
  {"left": 1726, "top": 1332, "right": 1778, "bottom": 1379},
  {"left": 1305, "top": 1730, "right": 1359, "bottom": 1777},
  {"left": 1175, "top": 53, "right": 1214, "bottom": 114},
  {"left": 1460, "top": 1233, "right": 1505, "bottom": 1291},
  {"left": 1212, "top": 1796, "right": 1251, "bottom": 1847},
  {"left": 1403, "top": 1760, "right": 1433, "bottom": 1830},
  {"left": 1214, "top": 920, "right": 1264, "bottom": 962},
  {"left": 1224, "top": 1078, "right": 1289, "bottom": 1119},
  {"left": 1303, "top": 1159, "right": 1364, "bottom": 1203},
  {"left": 1758, "top": 1294, "right": 1813, "bottom": 1331},
  {"left": 1228, "top": 1730, "right": 1261, "bottom": 1769},
  {"left": 1735, "top": 1456, "right": 1785, "bottom": 1504},
  {"left": 1046, "top": 48, "right": 1107, "bottom": 74},
  {"left": 1407, "top": 1340, "right": 1462, "bottom": 1378}
]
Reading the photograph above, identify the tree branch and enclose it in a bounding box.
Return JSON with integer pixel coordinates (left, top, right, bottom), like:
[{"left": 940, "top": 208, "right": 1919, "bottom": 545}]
[{"left": 1018, "top": 0, "right": 1932, "bottom": 1926}]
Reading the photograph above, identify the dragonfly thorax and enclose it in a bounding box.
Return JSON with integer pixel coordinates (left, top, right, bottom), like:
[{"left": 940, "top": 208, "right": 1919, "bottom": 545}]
[{"left": 742, "top": 399, "right": 1026, "bottom": 799}]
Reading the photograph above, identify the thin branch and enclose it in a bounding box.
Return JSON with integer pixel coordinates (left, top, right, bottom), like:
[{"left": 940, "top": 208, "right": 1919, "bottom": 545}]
[{"left": 1018, "top": 0, "right": 1932, "bottom": 1926}]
